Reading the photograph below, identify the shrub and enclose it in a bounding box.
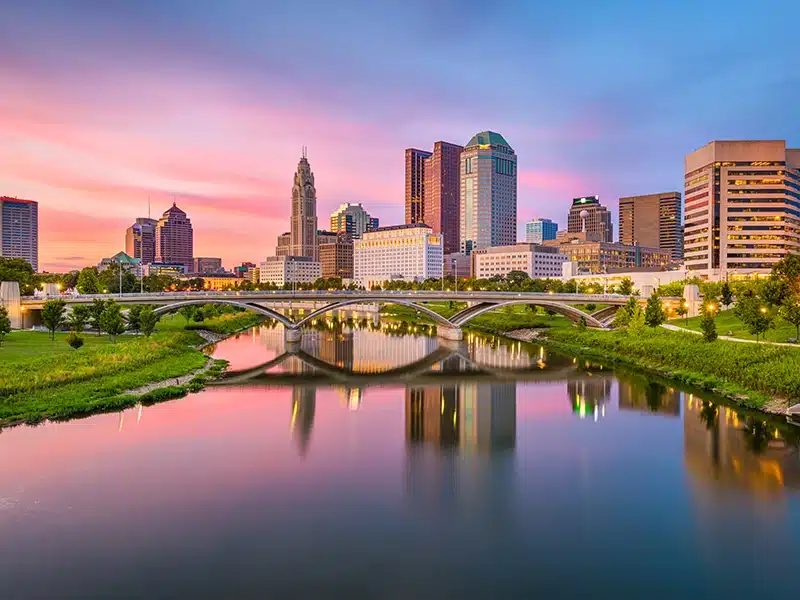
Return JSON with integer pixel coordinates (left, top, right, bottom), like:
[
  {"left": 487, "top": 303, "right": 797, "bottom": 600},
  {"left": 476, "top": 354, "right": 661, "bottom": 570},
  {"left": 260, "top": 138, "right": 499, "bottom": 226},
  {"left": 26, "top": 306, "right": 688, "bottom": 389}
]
[
  {"left": 66, "top": 332, "right": 84, "bottom": 350},
  {"left": 700, "top": 312, "right": 717, "bottom": 342},
  {"left": 0, "top": 306, "right": 10, "bottom": 347}
]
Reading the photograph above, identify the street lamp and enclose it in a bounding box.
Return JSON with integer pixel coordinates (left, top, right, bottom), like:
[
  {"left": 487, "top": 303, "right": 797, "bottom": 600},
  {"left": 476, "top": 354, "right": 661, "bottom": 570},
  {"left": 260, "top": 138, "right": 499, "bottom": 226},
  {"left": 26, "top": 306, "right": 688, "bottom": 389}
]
[{"left": 760, "top": 306, "right": 768, "bottom": 314}]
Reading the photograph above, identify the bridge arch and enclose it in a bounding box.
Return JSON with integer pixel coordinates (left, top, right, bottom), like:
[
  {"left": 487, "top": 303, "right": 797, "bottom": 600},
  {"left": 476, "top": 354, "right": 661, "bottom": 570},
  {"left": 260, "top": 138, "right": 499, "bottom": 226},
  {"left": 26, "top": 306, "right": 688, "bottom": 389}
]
[
  {"left": 293, "top": 299, "right": 455, "bottom": 328},
  {"left": 450, "top": 300, "right": 607, "bottom": 328},
  {"left": 151, "top": 299, "right": 294, "bottom": 327}
]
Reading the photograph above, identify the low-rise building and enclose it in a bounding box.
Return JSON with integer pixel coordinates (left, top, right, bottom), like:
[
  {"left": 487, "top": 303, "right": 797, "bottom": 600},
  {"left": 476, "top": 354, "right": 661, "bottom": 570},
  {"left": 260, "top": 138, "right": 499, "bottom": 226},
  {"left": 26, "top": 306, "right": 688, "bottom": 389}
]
[
  {"left": 320, "top": 238, "right": 354, "bottom": 279},
  {"left": 233, "top": 261, "right": 257, "bottom": 278},
  {"left": 98, "top": 251, "right": 142, "bottom": 277},
  {"left": 444, "top": 252, "right": 471, "bottom": 279},
  {"left": 471, "top": 243, "right": 567, "bottom": 280},
  {"left": 546, "top": 232, "right": 671, "bottom": 274},
  {"left": 192, "top": 257, "right": 223, "bottom": 274},
  {"left": 144, "top": 262, "right": 186, "bottom": 277},
  {"left": 259, "top": 256, "right": 321, "bottom": 286},
  {"left": 354, "top": 224, "right": 443, "bottom": 289}
]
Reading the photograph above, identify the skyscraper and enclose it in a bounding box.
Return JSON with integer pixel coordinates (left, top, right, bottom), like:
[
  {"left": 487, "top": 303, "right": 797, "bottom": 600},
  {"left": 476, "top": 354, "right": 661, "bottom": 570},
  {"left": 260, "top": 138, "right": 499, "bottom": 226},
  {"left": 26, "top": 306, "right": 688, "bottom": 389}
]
[
  {"left": 330, "top": 202, "right": 378, "bottom": 238},
  {"left": 0, "top": 197, "right": 38, "bottom": 271},
  {"left": 424, "top": 141, "right": 464, "bottom": 254},
  {"left": 460, "top": 131, "right": 517, "bottom": 253},
  {"left": 125, "top": 217, "right": 157, "bottom": 264},
  {"left": 567, "top": 196, "right": 613, "bottom": 242},
  {"left": 525, "top": 218, "right": 558, "bottom": 244},
  {"left": 684, "top": 140, "right": 800, "bottom": 277},
  {"left": 619, "top": 192, "right": 682, "bottom": 261},
  {"left": 405, "top": 148, "right": 432, "bottom": 224},
  {"left": 290, "top": 151, "right": 318, "bottom": 260},
  {"left": 155, "top": 203, "right": 193, "bottom": 269}
]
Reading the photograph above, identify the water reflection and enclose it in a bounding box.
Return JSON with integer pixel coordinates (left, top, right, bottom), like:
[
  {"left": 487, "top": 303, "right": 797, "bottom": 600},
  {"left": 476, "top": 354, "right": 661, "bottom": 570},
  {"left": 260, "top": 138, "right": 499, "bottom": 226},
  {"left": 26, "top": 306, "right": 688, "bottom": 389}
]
[{"left": 618, "top": 374, "right": 681, "bottom": 416}]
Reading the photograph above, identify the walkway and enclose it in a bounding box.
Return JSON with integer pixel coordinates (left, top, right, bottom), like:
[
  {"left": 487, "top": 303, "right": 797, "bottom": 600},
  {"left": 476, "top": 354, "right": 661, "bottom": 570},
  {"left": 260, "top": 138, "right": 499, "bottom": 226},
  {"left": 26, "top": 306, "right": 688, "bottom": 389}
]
[{"left": 661, "top": 323, "right": 800, "bottom": 348}]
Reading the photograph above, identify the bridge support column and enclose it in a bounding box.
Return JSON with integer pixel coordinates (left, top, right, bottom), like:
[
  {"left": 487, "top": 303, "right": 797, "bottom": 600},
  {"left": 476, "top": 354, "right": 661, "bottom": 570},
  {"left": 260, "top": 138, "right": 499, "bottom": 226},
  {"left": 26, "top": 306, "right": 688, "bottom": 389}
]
[
  {"left": 436, "top": 325, "right": 463, "bottom": 341},
  {"left": 0, "top": 281, "right": 22, "bottom": 329},
  {"left": 284, "top": 327, "right": 302, "bottom": 343}
]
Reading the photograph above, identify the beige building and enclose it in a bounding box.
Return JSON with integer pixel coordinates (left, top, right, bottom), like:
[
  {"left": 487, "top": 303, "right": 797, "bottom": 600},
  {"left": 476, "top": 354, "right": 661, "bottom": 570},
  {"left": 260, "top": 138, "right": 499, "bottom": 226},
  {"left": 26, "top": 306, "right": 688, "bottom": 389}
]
[
  {"left": 567, "top": 196, "right": 613, "bottom": 242},
  {"left": 618, "top": 192, "right": 682, "bottom": 261},
  {"left": 275, "top": 232, "right": 291, "bottom": 257},
  {"left": 684, "top": 140, "right": 800, "bottom": 278},
  {"left": 320, "top": 238, "right": 354, "bottom": 279},
  {"left": 471, "top": 243, "right": 568, "bottom": 279},
  {"left": 259, "top": 255, "right": 321, "bottom": 286},
  {"left": 354, "top": 224, "right": 443, "bottom": 288},
  {"left": 546, "top": 232, "right": 671, "bottom": 274}
]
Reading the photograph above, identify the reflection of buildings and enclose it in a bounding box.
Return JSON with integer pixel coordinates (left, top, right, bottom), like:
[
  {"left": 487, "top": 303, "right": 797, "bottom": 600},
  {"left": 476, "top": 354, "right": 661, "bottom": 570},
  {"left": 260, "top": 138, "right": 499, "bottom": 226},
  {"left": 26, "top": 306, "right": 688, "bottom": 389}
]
[
  {"left": 290, "top": 387, "right": 316, "bottom": 456},
  {"left": 684, "top": 395, "right": 800, "bottom": 495},
  {"left": 466, "top": 335, "right": 536, "bottom": 370},
  {"left": 567, "top": 376, "right": 612, "bottom": 421},
  {"left": 406, "top": 386, "right": 460, "bottom": 446},
  {"left": 352, "top": 330, "right": 437, "bottom": 374},
  {"left": 617, "top": 376, "right": 681, "bottom": 416}
]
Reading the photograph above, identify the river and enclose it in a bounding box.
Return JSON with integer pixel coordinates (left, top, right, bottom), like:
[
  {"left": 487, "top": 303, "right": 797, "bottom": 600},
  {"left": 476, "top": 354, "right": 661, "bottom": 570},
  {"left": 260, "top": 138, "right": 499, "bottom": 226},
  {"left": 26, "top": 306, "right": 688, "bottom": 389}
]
[{"left": 2, "top": 320, "right": 799, "bottom": 599}]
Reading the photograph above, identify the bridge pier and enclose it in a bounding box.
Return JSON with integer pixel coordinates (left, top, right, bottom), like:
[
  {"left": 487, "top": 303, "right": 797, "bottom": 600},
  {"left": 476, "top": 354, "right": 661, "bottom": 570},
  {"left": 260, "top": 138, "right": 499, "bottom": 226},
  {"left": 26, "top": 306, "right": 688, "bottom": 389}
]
[
  {"left": 436, "top": 325, "right": 463, "bottom": 341},
  {"left": 0, "top": 281, "right": 22, "bottom": 329},
  {"left": 284, "top": 328, "right": 302, "bottom": 343}
]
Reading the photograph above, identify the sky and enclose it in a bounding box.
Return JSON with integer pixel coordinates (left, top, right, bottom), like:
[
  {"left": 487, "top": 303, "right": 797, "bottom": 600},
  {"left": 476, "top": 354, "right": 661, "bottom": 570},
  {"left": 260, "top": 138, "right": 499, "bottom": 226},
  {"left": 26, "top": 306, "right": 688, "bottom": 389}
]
[{"left": 1, "top": 0, "right": 798, "bottom": 272}]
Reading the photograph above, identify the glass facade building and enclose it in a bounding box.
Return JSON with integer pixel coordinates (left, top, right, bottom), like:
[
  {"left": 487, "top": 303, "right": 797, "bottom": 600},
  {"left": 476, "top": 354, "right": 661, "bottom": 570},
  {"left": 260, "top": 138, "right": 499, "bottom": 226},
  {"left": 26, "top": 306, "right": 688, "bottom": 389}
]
[{"left": 525, "top": 218, "right": 558, "bottom": 244}]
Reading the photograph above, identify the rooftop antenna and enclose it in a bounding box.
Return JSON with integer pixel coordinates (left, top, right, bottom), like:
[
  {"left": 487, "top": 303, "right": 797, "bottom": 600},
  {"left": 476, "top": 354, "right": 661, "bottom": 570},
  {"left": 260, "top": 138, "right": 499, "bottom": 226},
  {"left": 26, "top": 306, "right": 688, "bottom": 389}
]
[
  {"left": 302, "top": 145, "right": 307, "bottom": 159},
  {"left": 148, "top": 196, "right": 151, "bottom": 219}
]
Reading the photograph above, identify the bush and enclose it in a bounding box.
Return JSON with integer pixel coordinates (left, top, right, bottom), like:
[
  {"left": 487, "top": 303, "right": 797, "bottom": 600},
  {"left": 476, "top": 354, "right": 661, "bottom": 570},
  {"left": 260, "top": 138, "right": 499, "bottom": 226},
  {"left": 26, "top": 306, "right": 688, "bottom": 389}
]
[
  {"left": 700, "top": 312, "right": 717, "bottom": 342},
  {"left": 66, "top": 332, "right": 84, "bottom": 350}
]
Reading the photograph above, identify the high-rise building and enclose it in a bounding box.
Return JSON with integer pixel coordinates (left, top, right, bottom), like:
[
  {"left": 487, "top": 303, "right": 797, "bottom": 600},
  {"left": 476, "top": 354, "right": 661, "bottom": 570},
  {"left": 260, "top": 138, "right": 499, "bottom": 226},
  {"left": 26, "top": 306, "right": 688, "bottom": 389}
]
[
  {"left": 319, "top": 237, "right": 354, "bottom": 279},
  {"left": 567, "top": 196, "right": 613, "bottom": 242},
  {"left": 460, "top": 131, "right": 517, "bottom": 254},
  {"left": 525, "top": 218, "right": 558, "bottom": 244},
  {"left": 275, "top": 232, "right": 291, "bottom": 257},
  {"left": 0, "top": 197, "right": 38, "bottom": 271},
  {"left": 619, "top": 192, "right": 682, "bottom": 261},
  {"left": 125, "top": 217, "right": 157, "bottom": 265},
  {"left": 155, "top": 203, "right": 193, "bottom": 269},
  {"left": 290, "top": 151, "right": 318, "bottom": 260},
  {"left": 684, "top": 140, "right": 800, "bottom": 278},
  {"left": 330, "top": 203, "right": 378, "bottom": 239},
  {"left": 405, "top": 148, "right": 432, "bottom": 224},
  {"left": 354, "top": 224, "right": 443, "bottom": 289},
  {"left": 192, "top": 257, "right": 223, "bottom": 274},
  {"left": 423, "top": 141, "right": 464, "bottom": 254}
]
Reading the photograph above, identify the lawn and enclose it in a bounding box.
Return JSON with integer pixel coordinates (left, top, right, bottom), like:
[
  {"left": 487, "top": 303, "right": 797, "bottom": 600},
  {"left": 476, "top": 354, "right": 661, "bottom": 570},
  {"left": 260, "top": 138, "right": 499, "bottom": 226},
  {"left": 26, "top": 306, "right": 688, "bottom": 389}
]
[
  {"left": 672, "top": 309, "right": 799, "bottom": 343},
  {"left": 381, "top": 302, "right": 569, "bottom": 331}
]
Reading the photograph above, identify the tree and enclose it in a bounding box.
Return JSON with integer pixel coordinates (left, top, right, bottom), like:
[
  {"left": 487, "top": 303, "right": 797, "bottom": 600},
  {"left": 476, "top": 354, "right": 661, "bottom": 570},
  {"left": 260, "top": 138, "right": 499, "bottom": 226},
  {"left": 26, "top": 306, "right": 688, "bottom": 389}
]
[
  {"left": 89, "top": 299, "right": 109, "bottom": 335},
  {"left": 98, "top": 263, "right": 137, "bottom": 294},
  {"left": 99, "top": 302, "right": 126, "bottom": 343},
  {"left": 67, "top": 305, "right": 91, "bottom": 333},
  {"left": 76, "top": 267, "right": 101, "bottom": 294},
  {"left": 66, "top": 332, "right": 84, "bottom": 351},
  {"left": 735, "top": 293, "right": 773, "bottom": 342},
  {"left": 139, "top": 307, "right": 159, "bottom": 338},
  {"left": 778, "top": 296, "right": 800, "bottom": 341},
  {"left": 617, "top": 277, "right": 634, "bottom": 296},
  {"left": 675, "top": 303, "right": 688, "bottom": 325},
  {"left": 700, "top": 309, "right": 717, "bottom": 342},
  {"left": 506, "top": 270, "right": 530, "bottom": 287},
  {"left": 0, "top": 306, "right": 10, "bottom": 347},
  {"left": 41, "top": 299, "right": 67, "bottom": 340},
  {"left": 771, "top": 253, "right": 800, "bottom": 296},
  {"left": 612, "top": 297, "right": 638, "bottom": 329},
  {"left": 644, "top": 291, "right": 666, "bottom": 329},
  {"left": 192, "top": 310, "right": 205, "bottom": 323},
  {"left": 720, "top": 281, "right": 733, "bottom": 309},
  {"left": 179, "top": 305, "right": 196, "bottom": 325},
  {"left": 126, "top": 305, "right": 143, "bottom": 332},
  {"left": 0, "top": 257, "right": 35, "bottom": 295},
  {"left": 760, "top": 278, "right": 789, "bottom": 307}
]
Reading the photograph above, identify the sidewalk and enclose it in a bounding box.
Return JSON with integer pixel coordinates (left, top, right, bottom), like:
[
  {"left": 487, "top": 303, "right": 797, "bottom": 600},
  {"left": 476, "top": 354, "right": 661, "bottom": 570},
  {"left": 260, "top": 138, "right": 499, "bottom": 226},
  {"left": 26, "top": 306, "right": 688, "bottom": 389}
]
[{"left": 661, "top": 323, "right": 800, "bottom": 348}]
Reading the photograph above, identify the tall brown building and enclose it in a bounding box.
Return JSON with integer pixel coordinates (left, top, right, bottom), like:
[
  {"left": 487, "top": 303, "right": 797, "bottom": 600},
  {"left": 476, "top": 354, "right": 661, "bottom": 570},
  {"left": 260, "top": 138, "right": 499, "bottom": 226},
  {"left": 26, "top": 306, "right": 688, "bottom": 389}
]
[
  {"left": 290, "top": 151, "right": 318, "bottom": 260},
  {"left": 319, "top": 237, "right": 353, "bottom": 279},
  {"left": 125, "top": 217, "right": 157, "bottom": 264},
  {"left": 567, "top": 196, "right": 613, "bottom": 242},
  {"left": 155, "top": 203, "right": 193, "bottom": 269},
  {"left": 619, "top": 192, "right": 682, "bottom": 261},
  {"left": 423, "top": 141, "right": 464, "bottom": 254},
  {"left": 405, "top": 148, "right": 432, "bottom": 224}
]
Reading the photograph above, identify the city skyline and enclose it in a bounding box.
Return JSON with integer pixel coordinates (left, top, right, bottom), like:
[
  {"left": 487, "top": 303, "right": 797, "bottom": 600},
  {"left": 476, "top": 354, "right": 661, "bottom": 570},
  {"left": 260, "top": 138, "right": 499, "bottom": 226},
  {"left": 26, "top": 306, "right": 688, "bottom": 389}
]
[{"left": 1, "top": 1, "right": 798, "bottom": 271}]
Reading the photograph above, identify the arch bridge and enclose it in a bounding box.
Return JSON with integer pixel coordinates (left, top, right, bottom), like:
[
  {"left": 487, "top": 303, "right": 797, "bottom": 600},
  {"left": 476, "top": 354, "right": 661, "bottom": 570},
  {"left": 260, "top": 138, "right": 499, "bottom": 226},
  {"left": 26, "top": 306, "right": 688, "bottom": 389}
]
[{"left": 12, "top": 288, "right": 683, "bottom": 339}]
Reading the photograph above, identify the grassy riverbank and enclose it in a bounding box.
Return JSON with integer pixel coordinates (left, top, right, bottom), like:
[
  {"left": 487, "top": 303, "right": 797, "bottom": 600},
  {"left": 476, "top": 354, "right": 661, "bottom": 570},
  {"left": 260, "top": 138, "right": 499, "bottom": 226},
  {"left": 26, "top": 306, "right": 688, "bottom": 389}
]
[
  {"left": 0, "top": 312, "right": 250, "bottom": 427},
  {"left": 672, "top": 309, "right": 799, "bottom": 343},
  {"left": 381, "top": 302, "right": 562, "bottom": 331}
]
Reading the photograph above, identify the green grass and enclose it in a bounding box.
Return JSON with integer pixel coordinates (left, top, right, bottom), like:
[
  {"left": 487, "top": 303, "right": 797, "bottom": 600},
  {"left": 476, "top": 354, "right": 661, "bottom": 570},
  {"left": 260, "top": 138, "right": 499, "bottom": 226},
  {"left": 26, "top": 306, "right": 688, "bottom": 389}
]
[
  {"left": 185, "top": 311, "right": 265, "bottom": 335},
  {"left": 381, "top": 302, "right": 567, "bottom": 331},
  {"left": 672, "top": 309, "right": 800, "bottom": 343},
  {"left": 543, "top": 326, "right": 800, "bottom": 409}
]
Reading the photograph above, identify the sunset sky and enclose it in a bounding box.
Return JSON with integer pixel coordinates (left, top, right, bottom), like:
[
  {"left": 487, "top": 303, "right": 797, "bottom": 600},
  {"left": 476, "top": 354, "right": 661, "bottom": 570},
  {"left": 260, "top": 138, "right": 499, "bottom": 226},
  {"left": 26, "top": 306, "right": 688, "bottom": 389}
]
[{"left": 2, "top": 0, "right": 798, "bottom": 272}]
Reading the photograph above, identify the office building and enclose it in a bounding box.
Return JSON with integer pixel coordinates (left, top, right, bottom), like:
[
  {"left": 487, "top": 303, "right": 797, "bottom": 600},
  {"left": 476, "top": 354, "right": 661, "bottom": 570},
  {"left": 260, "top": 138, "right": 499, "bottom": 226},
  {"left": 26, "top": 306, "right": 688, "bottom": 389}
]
[
  {"left": 525, "top": 218, "right": 558, "bottom": 244},
  {"left": 275, "top": 232, "right": 291, "bottom": 257},
  {"left": 144, "top": 262, "right": 186, "bottom": 277},
  {"left": 290, "top": 151, "right": 318, "bottom": 260},
  {"left": 98, "top": 251, "right": 142, "bottom": 277},
  {"left": 192, "top": 257, "right": 223, "bottom": 274},
  {"left": 259, "top": 255, "right": 321, "bottom": 286},
  {"left": 422, "top": 141, "right": 464, "bottom": 254},
  {"left": 405, "top": 148, "right": 432, "bottom": 224},
  {"left": 155, "top": 203, "right": 193, "bottom": 269},
  {"left": 125, "top": 217, "right": 157, "bottom": 264},
  {"left": 567, "top": 196, "right": 613, "bottom": 242},
  {"left": 0, "top": 197, "right": 38, "bottom": 271},
  {"left": 184, "top": 273, "right": 240, "bottom": 291},
  {"left": 684, "top": 140, "right": 800, "bottom": 278},
  {"left": 547, "top": 232, "right": 671, "bottom": 274},
  {"left": 233, "top": 261, "right": 257, "bottom": 278},
  {"left": 460, "top": 131, "right": 517, "bottom": 253},
  {"left": 354, "top": 224, "right": 443, "bottom": 288},
  {"left": 320, "top": 237, "right": 354, "bottom": 279},
  {"left": 619, "top": 192, "right": 682, "bottom": 261},
  {"left": 444, "top": 252, "right": 471, "bottom": 279},
  {"left": 330, "top": 203, "right": 378, "bottom": 239},
  {"left": 471, "top": 243, "right": 568, "bottom": 279},
  {"left": 317, "top": 230, "right": 338, "bottom": 246}
]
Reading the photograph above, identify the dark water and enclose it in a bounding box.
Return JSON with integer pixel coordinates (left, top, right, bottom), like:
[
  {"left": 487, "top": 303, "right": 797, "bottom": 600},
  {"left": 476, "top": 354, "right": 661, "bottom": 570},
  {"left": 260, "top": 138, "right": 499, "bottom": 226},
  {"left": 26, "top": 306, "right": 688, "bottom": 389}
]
[{"left": 2, "top": 321, "right": 799, "bottom": 599}]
